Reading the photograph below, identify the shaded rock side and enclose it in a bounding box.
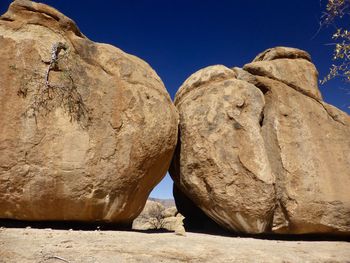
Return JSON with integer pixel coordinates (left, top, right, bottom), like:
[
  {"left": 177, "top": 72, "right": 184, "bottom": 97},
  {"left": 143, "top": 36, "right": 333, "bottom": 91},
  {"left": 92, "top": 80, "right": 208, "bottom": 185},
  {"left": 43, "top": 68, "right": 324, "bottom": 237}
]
[
  {"left": 172, "top": 183, "right": 225, "bottom": 233},
  {"left": 171, "top": 47, "right": 350, "bottom": 235},
  {"left": 170, "top": 65, "right": 276, "bottom": 234},
  {"left": 0, "top": 0, "right": 178, "bottom": 223}
]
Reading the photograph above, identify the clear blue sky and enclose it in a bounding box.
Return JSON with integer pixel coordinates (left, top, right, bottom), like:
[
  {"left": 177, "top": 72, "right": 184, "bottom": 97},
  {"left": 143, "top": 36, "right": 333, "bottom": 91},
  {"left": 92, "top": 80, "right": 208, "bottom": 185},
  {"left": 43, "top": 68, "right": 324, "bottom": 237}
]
[{"left": 1, "top": 0, "right": 349, "bottom": 199}]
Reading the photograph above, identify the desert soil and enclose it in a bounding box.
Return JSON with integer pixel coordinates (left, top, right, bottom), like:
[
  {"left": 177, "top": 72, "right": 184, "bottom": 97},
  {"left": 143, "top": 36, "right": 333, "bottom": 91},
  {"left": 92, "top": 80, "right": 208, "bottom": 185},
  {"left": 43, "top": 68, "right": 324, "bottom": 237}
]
[{"left": 0, "top": 227, "right": 349, "bottom": 263}]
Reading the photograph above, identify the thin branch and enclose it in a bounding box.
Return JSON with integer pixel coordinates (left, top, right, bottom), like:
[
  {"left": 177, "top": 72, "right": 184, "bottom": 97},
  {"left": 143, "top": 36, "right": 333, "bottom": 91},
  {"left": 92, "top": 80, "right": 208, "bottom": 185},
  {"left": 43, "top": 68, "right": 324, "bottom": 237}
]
[
  {"left": 45, "top": 42, "right": 67, "bottom": 88},
  {"left": 18, "top": 42, "right": 91, "bottom": 128},
  {"left": 46, "top": 256, "right": 70, "bottom": 263}
]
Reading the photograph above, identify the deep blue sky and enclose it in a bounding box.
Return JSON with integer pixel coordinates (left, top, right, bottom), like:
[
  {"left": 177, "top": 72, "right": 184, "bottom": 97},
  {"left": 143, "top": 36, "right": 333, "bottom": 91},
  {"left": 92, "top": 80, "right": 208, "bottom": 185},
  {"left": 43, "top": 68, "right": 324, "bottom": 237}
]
[{"left": 1, "top": 0, "right": 349, "bottom": 199}]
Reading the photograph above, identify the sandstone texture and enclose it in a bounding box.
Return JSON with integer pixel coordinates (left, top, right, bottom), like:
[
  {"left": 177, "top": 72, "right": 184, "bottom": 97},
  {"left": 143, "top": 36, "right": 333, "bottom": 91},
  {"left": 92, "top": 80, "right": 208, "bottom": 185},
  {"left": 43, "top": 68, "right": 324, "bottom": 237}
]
[
  {"left": 1, "top": 227, "right": 350, "bottom": 263},
  {"left": 0, "top": 0, "right": 178, "bottom": 223},
  {"left": 170, "top": 47, "right": 350, "bottom": 235}
]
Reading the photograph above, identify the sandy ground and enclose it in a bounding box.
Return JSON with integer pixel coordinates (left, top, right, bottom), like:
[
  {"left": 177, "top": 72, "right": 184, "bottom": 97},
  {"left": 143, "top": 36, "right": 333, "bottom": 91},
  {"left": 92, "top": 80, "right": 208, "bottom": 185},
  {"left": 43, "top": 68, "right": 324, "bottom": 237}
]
[{"left": 0, "top": 227, "right": 349, "bottom": 263}]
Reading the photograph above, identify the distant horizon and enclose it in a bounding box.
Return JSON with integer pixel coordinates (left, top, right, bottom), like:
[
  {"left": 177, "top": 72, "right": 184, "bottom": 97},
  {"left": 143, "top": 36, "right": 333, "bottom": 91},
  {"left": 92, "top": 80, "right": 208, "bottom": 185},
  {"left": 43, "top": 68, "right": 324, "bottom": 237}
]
[{"left": 149, "top": 196, "right": 174, "bottom": 201}]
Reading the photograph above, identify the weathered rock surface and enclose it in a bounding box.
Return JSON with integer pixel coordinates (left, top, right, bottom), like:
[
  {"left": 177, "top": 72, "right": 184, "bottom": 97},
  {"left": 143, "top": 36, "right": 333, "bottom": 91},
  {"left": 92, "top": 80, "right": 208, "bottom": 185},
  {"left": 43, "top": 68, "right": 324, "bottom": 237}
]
[
  {"left": 244, "top": 57, "right": 321, "bottom": 100},
  {"left": 252, "top": 46, "right": 312, "bottom": 62},
  {"left": 0, "top": 0, "right": 178, "bottom": 223},
  {"left": 171, "top": 65, "right": 275, "bottom": 234},
  {"left": 132, "top": 200, "right": 185, "bottom": 234},
  {"left": 2, "top": 228, "right": 350, "bottom": 263},
  {"left": 239, "top": 74, "right": 350, "bottom": 235},
  {"left": 170, "top": 47, "right": 350, "bottom": 234}
]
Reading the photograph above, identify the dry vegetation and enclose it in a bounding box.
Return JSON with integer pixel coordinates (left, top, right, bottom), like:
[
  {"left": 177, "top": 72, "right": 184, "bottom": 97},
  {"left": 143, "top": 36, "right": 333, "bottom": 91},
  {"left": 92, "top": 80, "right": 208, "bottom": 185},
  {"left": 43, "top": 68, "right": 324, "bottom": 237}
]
[
  {"left": 16, "top": 42, "right": 91, "bottom": 128},
  {"left": 321, "top": 0, "right": 350, "bottom": 85}
]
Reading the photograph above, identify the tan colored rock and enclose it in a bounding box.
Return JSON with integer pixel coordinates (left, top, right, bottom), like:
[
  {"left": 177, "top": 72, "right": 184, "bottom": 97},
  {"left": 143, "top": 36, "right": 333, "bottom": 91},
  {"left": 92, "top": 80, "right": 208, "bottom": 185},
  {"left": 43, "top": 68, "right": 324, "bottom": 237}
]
[
  {"left": 252, "top": 46, "right": 312, "bottom": 62},
  {"left": 241, "top": 49, "right": 349, "bottom": 234},
  {"left": 162, "top": 206, "right": 178, "bottom": 218},
  {"left": 244, "top": 48, "right": 322, "bottom": 100},
  {"left": 0, "top": 0, "right": 178, "bottom": 223},
  {"left": 174, "top": 65, "right": 236, "bottom": 105},
  {"left": 171, "top": 65, "right": 276, "bottom": 234},
  {"left": 248, "top": 75, "right": 350, "bottom": 234},
  {"left": 163, "top": 214, "right": 186, "bottom": 233},
  {"left": 239, "top": 61, "right": 350, "bottom": 234},
  {"left": 171, "top": 47, "right": 350, "bottom": 235}
]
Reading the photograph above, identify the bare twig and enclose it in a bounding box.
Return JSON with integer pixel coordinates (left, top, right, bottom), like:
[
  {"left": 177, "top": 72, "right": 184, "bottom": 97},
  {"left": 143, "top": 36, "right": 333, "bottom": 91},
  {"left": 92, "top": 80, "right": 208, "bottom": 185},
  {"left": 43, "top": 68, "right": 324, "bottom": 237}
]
[
  {"left": 139, "top": 205, "right": 166, "bottom": 229},
  {"left": 18, "top": 42, "right": 91, "bottom": 128},
  {"left": 45, "top": 42, "right": 67, "bottom": 87},
  {"left": 46, "top": 255, "right": 70, "bottom": 263}
]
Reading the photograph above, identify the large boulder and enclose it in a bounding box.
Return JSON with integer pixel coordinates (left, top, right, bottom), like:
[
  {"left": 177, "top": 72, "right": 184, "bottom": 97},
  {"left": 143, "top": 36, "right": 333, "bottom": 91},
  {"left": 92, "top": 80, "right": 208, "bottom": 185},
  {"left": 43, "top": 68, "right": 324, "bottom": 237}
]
[
  {"left": 170, "top": 47, "right": 350, "bottom": 234},
  {"left": 0, "top": 0, "right": 178, "bottom": 223},
  {"left": 171, "top": 65, "right": 276, "bottom": 234},
  {"left": 241, "top": 63, "right": 350, "bottom": 234}
]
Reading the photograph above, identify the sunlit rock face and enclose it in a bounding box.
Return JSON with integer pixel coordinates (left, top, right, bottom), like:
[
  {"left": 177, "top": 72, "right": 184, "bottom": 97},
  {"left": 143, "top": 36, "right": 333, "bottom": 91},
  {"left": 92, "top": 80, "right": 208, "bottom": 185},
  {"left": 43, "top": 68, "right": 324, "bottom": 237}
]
[
  {"left": 170, "top": 47, "right": 350, "bottom": 235},
  {"left": 0, "top": 0, "right": 178, "bottom": 223}
]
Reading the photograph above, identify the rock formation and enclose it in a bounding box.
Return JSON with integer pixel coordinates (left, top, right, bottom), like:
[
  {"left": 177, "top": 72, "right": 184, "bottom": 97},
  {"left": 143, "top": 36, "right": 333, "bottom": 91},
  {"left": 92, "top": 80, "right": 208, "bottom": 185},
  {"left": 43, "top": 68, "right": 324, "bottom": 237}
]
[
  {"left": 170, "top": 47, "right": 350, "bottom": 235},
  {"left": 132, "top": 200, "right": 185, "bottom": 235},
  {"left": 0, "top": 0, "right": 178, "bottom": 223}
]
